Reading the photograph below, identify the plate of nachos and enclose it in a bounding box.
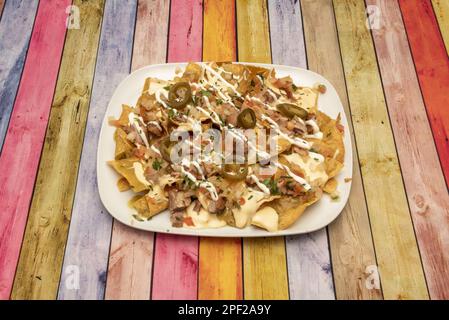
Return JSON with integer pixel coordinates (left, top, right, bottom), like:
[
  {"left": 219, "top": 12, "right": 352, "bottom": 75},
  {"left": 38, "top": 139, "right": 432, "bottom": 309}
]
[{"left": 97, "top": 62, "right": 352, "bottom": 236}]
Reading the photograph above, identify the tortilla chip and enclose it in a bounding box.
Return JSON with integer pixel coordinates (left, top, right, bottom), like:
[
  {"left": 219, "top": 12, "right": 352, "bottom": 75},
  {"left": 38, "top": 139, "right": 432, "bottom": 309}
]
[
  {"left": 271, "top": 189, "right": 322, "bottom": 230},
  {"left": 117, "top": 177, "right": 131, "bottom": 192},
  {"left": 114, "top": 128, "right": 134, "bottom": 160},
  {"left": 323, "top": 177, "right": 337, "bottom": 194},
  {"left": 116, "top": 104, "right": 133, "bottom": 127},
  {"left": 144, "top": 185, "right": 168, "bottom": 218},
  {"left": 108, "top": 157, "right": 149, "bottom": 193}
]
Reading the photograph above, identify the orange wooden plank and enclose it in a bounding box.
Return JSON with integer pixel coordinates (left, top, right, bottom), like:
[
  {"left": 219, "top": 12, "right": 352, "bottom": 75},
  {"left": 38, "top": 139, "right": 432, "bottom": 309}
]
[
  {"left": 198, "top": 0, "right": 243, "bottom": 300},
  {"left": 399, "top": 0, "right": 449, "bottom": 188},
  {"left": 104, "top": 0, "right": 170, "bottom": 300},
  {"left": 236, "top": 0, "right": 289, "bottom": 300}
]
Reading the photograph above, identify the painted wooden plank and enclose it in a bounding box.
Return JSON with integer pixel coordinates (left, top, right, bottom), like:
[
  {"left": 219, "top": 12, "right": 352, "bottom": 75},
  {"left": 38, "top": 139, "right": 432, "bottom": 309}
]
[
  {"left": 432, "top": 0, "right": 449, "bottom": 54},
  {"left": 10, "top": 0, "right": 104, "bottom": 300},
  {"left": 399, "top": 0, "right": 449, "bottom": 188},
  {"left": 0, "top": 0, "right": 70, "bottom": 300},
  {"left": 0, "top": 0, "right": 5, "bottom": 18},
  {"left": 151, "top": 0, "right": 202, "bottom": 300},
  {"left": 333, "top": 0, "right": 428, "bottom": 299},
  {"left": 57, "top": 0, "right": 137, "bottom": 300},
  {"left": 104, "top": 0, "right": 170, "bottom": 300},
  {"left": 301, "top": 0, "right": 381, "bottom": 300},
  {"left": 167, "top": 0, "right": 203, "bottom": 63},
  {"left": 268, "top": 0, "right": 334, "bottom": 300},
  {"left": 0, "top": 0, "right": 39, "bottom": 150},
  {"left": 198, "top": 0, "right": 243, "bottom": 300},
  {"left": 369, "top": 0, "right": 449, "bottom": 299},
  {"left": 236, "top": 0, "right": 289, "bottom": 300}
]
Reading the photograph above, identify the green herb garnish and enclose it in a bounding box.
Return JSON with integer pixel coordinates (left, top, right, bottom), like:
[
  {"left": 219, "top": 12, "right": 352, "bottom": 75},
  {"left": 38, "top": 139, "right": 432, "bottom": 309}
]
[{"left": 152, "top": 159, "right": 162, "bottom": 171}]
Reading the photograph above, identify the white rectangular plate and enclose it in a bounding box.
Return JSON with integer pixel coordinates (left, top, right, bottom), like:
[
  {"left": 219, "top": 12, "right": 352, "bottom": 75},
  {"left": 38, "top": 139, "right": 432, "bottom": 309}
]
[{"left": 97, "top": 62, "right": 353, "bottom": 237}]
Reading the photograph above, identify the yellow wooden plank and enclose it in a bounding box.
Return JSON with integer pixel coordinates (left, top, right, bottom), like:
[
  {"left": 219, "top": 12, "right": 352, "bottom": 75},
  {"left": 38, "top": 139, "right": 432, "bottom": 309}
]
[
  {"left": 11, "top": 0, "right": 105, "bottom": 299},
  {"left": 432, "top": 0, "right": 449, "bottom": 54},
  {"left": 301, "top": 0, "right": 381, "bottom": 300},
  {"left": 333, "top": 0, "right": 428, "bottom": 299},
  {"left": 236, "top": 0, "right": 289, "bottom": 300},
  {"left": 199, "top": 0, "right": 243, "bottom": 300}
]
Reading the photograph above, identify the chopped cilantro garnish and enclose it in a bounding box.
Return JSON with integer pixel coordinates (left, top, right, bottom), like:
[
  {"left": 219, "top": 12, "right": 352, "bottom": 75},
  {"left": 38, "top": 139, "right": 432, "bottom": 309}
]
[
  {"left": 163, "top": 85, "right": 171, "bottom": 91},
  {"left": 152, "top": 159, "right": 162, "bottom": 171},
  {"left": 168, "top": 109, "right": 175, "bottom": 119},
  {"left": 216, "top": 99, "right": 223, "bottom": 105},
  {"left": 200, "top": 90, "right": 212, "bottom": 97}
]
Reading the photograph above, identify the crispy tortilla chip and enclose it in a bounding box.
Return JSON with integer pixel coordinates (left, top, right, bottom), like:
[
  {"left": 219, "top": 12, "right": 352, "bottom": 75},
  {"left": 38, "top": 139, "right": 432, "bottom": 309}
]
[
  {"left": 108, "top": 157, "right": 149, "bottom": 193},
  {"left": 323, "top": 177, "right": 337, "bottom": 194},
  {"left": 115, "top": 104, "right": 133, "bottom": 127},
  {"left": 271, "top": 189, "right": 322, "bottom": 230},
  {"left": 144, "top": 185, "right": 168, "bottom": 218},
  {"left": 114, "top": 128, "right": 134, "bottom": 160},
  {"left": 117, "top": 177, "right": 131, "bottom": 192}
]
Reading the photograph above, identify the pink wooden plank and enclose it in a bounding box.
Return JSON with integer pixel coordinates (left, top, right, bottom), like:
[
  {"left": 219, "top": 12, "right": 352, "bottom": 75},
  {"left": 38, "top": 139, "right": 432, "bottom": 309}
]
[
  {"left": 0, "top": 0, "right": 71, "bottom": 299},
  {"left": 151, "top": 0, "right": 203, "bottom": 300}
]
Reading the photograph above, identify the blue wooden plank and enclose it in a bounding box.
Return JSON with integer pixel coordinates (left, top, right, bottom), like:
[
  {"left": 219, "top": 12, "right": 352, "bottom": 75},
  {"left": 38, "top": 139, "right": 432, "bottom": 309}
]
[
  {"left": 268, "top": 0, "right": 335, "bottom": 299},
  {"left": 0, "top": 0, "right": 39, "bottom": 151},
  {"left": 57, "top": 0, "right": 137, "bottom": 300}
]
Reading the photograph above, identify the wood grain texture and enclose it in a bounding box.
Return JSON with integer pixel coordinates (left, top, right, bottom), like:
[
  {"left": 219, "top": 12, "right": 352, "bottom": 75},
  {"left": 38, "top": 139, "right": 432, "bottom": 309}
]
[
  {"left": 104, "top": 0, "right": 170, "bottom": 300},
  {"left": 0, "top": 0, "right": 39, "bottom": 150},
  {"left": 0, "top": 0, "right": 5, "bottom": 18},
  {"left": 198, "top": 0, "right": 243, "bottom": 300},
  {"left": 237, "top": 0, "right": 288, "bottom": 300},
  {"left": 301, "top": 0, "right": 381, "bottom": 300},
  {"left": 333, "top": 0, "right": 428, "bottom": 299},
  {"left": 432, "top": 0, "right": 449, "bottom": 54},
  {"left": 167, "top": 0, "right": 203, "bottom": 63},
  {"left": 203, "top": 0, "right": 236, "bottom": 62},
  {"left": 57, "top": 0, "right": 137, "bottom": 300},
  {"left": 399, "top": 0, "right": 449, "bottom": 188},
  {"left": 369, "top": 0, "right": 449, "bottom": 299},
  {"left": 268, "top": 0, "right": 334, "bottom": 300},
  {"left": 10, "top": 0, "right": 104, "bottom": 300},
  {"left": 152, "top": 0, "right": 202, "bottom": 300},
  {"left": 0, "top": 0, "right": 70, "bottom": 300}
]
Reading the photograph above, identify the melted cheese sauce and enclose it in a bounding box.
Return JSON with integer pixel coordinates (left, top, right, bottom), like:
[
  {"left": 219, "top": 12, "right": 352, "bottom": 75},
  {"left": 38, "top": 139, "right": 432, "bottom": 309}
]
[
  {"left": 251, "top": 206, "right": 279, "bottom": 232},
  {"left": 283, "top": 153, "right": 328, "bottom": 187},
  {"left": 184, "top": 202, "right": 226, "bottom": 228},
  {"left": 232, "top": 189, "right": 271, "bottom": 228},
  {"left": 132, "top": 162, "right": 150, "bottom": 186}
]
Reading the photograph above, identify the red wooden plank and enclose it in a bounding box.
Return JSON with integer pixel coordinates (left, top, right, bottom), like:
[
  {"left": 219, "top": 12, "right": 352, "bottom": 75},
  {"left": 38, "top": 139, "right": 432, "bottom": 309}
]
[
  {"left": 151, "top": 0, "right": 202, "bottom": 301},
  {"left": 399, "top": 0, "right": 449, "bottom": 187},
  {"left": 0, "top": 0, "right": 70, "bottom": 299}
]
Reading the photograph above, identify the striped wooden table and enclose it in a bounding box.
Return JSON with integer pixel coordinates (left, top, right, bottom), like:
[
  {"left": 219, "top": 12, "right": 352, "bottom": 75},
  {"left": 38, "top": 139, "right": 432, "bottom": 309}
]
[{"left": 0, "top": 0, "right": 448, "bottom": 300}]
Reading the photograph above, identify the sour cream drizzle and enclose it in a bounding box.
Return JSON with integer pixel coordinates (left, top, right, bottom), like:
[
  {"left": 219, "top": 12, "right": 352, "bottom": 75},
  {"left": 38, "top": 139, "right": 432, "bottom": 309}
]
[
  {"left": 261, "top": 114, "right": 311, "bottom": 150},
  {"left": 128, "top": 112, "right": 150, "bottom": 148},
  {"left": 249, "top": 174, "right": 270, "bottom": 194},
  {"left": 179, "top": 159, "right": 219, "bottom": 200}
]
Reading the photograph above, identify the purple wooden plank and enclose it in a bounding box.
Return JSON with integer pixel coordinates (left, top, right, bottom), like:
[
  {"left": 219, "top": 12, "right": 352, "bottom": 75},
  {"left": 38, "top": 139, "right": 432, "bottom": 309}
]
[{"left": 57, "top": 0, "right": 137, "bottom": 300}]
